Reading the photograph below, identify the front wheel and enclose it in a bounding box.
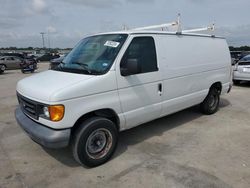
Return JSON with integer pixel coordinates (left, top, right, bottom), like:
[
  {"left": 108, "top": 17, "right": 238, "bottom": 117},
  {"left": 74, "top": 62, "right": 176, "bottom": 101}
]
[
  {"left": 71, "top": 117, "right": 118, "bottom": 167},
  {"left": 200, "top": 87, "right": 220, "bottom": 115}
]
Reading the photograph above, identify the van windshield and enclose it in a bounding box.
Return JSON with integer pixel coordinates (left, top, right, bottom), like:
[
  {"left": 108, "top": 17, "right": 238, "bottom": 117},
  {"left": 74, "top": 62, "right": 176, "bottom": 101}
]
[{"left": 55, "top": 34, "right": 128, "bottom": 75}]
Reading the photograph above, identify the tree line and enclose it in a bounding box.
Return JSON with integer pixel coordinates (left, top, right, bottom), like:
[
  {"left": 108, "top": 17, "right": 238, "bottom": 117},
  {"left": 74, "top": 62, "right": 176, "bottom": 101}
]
[
  {"left": 229, "top": 46, "right": 250, "bottom": 51},
  {"left": 1, "top": 46, "right": 250, "bottom": 52},
  {"left": 0, "top": 47, "right": 72, "bottom": 51}
]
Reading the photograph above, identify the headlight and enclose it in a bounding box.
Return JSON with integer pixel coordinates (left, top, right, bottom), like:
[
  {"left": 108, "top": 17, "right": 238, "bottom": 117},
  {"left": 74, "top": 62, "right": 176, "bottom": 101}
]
[
  {"left": 41, "top": 105, "right": 64, "bottom": 122},
  {"left": 43, "top": 106, "right": 50, "bottom": 118}
]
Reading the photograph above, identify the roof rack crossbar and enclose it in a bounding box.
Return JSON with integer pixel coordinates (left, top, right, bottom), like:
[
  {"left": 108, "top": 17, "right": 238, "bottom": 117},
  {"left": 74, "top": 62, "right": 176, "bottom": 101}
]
[
  {"left": 132, "top": 22, "right": 178, "bottom": 31},
  {"left": 182, "top": 24, "right": 215, "bottom": 33}
]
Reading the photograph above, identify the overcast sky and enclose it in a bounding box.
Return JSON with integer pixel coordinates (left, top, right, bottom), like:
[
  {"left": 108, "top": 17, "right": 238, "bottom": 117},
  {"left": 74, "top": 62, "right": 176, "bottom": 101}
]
[{"left": 0, "top": 0, "right": 250, "bottom": 48}]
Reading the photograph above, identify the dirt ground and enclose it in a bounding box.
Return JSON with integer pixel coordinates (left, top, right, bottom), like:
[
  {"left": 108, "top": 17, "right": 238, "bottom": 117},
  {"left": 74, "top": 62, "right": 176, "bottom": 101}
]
[{"left": 0, "top": 63, "right": 249, "bottom": 188}]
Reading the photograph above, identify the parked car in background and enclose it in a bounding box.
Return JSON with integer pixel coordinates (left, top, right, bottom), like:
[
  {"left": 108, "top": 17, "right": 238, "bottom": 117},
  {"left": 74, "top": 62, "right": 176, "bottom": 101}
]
[
  {"left": 0, "top": 56, "right": 23, "bottom": 73},
  {"left": 233, "top": 55, "right": 250, "bottom": 84},
  {"left": 230, "top": 51, "right": 243, "bottom": 65},
  {"left": 0, "top": 53, "right": 25, "bottom": 59},
  {"left": 37, "top": 53, "right": 60, "bottom": 62},
  {"left": 0, "top": 55, "right": 38, "bottom": 74},
  {"left": 49, "top": 54, "right": 67, "bottom": 70},
  {"left": 20, "top": 57, "right": 38, "bottom": 73}
]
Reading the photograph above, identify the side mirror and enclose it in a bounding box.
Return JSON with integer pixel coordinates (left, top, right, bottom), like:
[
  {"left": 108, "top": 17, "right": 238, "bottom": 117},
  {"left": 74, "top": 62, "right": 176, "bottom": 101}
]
[{"left": 121, "top": 58, "right": 139, "bottom": 76}]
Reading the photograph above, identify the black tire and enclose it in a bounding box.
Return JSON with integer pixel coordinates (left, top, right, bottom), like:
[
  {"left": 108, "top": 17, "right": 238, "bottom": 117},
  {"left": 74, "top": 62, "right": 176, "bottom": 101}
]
[
  {"left": 71, "top": 117, "right": 118, "bottom": 167},
  {"left": 200, "top": 87, "right": 220, "bottom": 115},
  {"left": 0, "top": 64, "right": 6, "bottom": 74},
  {"left": 233, "top": 80, "right": 240, "bottom": 85}
]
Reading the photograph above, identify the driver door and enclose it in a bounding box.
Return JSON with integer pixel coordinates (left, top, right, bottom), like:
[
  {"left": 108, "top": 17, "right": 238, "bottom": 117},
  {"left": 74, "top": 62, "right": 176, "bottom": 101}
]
[{"left": 116, "top": 36, "right": 162, "bottom": 129}]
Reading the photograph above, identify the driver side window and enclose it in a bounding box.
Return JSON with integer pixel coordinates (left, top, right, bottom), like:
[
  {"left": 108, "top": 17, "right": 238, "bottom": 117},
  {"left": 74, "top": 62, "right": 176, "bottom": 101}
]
[{"left": 121, "top": 36, "right": 158, "bottom": 75}]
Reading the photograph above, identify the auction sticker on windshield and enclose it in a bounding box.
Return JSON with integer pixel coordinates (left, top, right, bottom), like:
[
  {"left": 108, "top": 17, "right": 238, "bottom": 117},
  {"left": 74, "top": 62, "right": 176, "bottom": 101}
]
[{"left": 104, "top": 41, "right": 120, "bottom": 48}]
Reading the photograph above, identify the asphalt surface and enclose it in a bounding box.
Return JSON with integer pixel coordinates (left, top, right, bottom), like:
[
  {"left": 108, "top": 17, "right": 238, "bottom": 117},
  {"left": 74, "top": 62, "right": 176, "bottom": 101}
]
[{"left": 0, "top": 63, "right": 249, "bottom": 188}]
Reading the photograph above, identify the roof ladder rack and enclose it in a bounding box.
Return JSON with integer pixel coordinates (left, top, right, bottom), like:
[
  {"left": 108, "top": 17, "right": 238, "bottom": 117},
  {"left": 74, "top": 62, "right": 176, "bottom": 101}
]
[{"left": 130, "top": 14, "right": 216, "bottom": 36}]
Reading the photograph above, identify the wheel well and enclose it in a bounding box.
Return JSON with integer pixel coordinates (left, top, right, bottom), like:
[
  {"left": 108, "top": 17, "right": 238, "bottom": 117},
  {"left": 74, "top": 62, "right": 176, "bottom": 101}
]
[
  {"left": 210, "top": 82, "right": 222, "bottom": 94},
  {"left": 72, "top": 109, "right": 120, "bottom": 133}
]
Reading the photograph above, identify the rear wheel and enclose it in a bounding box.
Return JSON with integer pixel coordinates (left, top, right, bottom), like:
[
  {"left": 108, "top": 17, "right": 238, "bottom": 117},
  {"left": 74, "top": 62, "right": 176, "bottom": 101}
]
[
  {"left": 0, "top": 64, "right": 6, "bottom": 74},
  {"left": 200, "top": 87, "right": 220, "bottom": 115},
  {"left": 72, "top": 117, "right": 118, "bottom": 167}
]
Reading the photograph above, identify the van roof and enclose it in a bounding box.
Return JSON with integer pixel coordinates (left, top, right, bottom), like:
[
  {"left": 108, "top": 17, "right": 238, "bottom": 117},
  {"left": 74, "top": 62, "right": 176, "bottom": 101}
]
[{"left": 92, "top": 30, "right": 224, "bottom": 39}]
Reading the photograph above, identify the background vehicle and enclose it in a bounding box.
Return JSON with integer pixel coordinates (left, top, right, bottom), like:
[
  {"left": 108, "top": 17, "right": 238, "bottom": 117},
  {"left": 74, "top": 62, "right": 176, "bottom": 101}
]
[
  {"left": 20, "top": 58, "right": 38, "bottom": 73},
  {"left": 233, "top": 55, "right": 250, "bottom": 84},
  {"left": 37, "top": 53, "right": 60, "bottom": 62},
  {"left": 0, "top": 56, "right": 23, "bottom": 73},
  {"left": 49, "top": 54, "right": 67, "bottom": 70},
  {"left": 230, "top": 51, "right": 243, "bottom": 65},
  {"left": 0, "top": 53, "right": 25, "bottom": 59}
]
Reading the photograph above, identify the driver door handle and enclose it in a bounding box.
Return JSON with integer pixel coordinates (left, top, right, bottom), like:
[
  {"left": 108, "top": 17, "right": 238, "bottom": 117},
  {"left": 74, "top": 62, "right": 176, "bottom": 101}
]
[{"left": 158, "top": 83, "right": 162, "bottom": 96}]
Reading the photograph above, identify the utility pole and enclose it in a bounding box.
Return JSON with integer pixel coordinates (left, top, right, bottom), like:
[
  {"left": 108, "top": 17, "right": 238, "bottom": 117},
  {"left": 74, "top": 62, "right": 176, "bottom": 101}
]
[
  {"left": 47, "top": 30, "right": 51, "bottom": 50},
  {"left": 40, "top": 32, "right": 45, "bottom": 49}
]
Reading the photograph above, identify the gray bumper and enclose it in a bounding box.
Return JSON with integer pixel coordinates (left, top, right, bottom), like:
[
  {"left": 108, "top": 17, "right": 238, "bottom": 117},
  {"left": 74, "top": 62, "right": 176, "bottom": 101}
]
[{"left": 15, "top": 107, "right": 71, "bottom": 148}]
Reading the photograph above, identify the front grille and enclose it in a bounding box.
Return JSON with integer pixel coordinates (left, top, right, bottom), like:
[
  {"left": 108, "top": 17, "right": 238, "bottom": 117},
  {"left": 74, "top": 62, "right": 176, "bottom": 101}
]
[{"left": 17, "top": 94, "right": 39, "bottom": 119}]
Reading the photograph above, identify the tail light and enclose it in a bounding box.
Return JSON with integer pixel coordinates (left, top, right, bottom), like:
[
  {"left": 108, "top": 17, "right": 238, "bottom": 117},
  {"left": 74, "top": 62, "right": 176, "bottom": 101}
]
[{"left": 233, "top": 63, "right": 238, "bottom": 71}]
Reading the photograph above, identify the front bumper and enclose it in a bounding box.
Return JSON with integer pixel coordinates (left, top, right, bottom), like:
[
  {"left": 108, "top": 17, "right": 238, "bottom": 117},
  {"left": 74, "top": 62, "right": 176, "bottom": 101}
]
[{"left": 15, "top": 107, "right": 71, "bottom": 148}]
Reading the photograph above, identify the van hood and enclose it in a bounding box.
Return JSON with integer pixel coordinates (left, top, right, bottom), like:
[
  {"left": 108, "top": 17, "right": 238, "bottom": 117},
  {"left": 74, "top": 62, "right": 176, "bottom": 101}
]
[{"left": 17, "top": 70, "right": 94, "bottom": 103}]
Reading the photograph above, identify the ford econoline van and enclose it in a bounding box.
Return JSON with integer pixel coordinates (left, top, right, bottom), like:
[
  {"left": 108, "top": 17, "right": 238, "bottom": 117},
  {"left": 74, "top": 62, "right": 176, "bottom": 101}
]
[{"left": 15, "top": 30, "right": 232, "bottom": 167}]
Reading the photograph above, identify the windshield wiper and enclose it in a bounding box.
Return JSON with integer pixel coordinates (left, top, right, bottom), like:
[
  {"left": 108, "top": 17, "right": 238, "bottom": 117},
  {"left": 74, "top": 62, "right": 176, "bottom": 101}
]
[
  {"left": 71, "top": 62, "right": 92, "bottom": 74},
  {"left": 53, "top": 62, "right": 65, "bottom": 71},
  {"left": 56, "top": 62, "right": 101, "bottom": 75}
]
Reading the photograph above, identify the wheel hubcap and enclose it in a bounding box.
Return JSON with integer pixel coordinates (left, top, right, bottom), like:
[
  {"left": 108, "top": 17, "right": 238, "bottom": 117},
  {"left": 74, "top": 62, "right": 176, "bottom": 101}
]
[
  {"left": 86, "top": 128, "right": 113, "bottom": 159},
  {"left": 208, "top": 94, "right": 218, "bottom": 109}
]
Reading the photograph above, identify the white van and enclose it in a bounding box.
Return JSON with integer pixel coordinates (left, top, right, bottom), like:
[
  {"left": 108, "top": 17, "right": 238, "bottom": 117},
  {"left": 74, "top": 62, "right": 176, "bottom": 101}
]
[{"left": 15, "top": 30, "right": 232, "bottom": 167}]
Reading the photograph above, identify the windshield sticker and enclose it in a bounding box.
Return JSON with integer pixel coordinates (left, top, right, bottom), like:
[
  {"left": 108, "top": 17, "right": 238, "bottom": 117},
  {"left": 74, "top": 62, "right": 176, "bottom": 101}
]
[
  {"left": 104, "top": 41, "right": 120, "bottom": 48},
  {"left": 102, "top": 63, "right": 108, "bottom": 67}
]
